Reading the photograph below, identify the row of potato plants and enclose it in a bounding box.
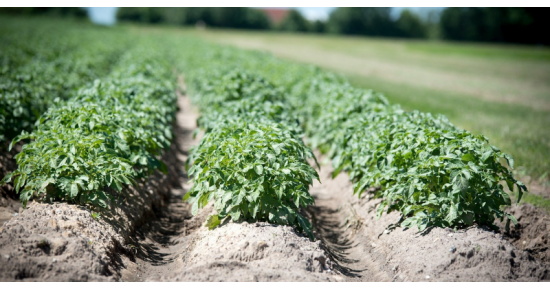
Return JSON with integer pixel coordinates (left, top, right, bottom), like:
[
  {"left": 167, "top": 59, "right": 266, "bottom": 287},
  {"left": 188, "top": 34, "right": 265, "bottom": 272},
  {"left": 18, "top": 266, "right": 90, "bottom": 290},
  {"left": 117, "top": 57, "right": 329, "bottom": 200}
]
[
  {"left": 179, "top": 41, "right": 526, "bottom": 231},
  {"left": 0, "top": 17, "right": 131, "bottom": 144},
  {"left": 181, "top": 68, "right": 319, "bottom": 238},
  {"left": 1, "top": 43, "right": 177, "bottom": 209}
]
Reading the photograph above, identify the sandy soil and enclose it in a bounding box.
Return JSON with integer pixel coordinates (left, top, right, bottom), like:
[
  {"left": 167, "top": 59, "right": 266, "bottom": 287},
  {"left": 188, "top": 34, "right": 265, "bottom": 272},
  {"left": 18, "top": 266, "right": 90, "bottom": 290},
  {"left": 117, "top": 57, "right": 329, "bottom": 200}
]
[{"left": 499, "top": 203, "right": 550, "bottom": 264}]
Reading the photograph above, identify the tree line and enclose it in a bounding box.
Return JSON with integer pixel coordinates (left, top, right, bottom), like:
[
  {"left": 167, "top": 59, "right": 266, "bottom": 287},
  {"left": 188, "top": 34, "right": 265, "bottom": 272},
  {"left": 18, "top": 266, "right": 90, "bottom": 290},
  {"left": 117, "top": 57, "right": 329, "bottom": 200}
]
[
  {"left": 0, "top": 7, "right": 87, "bottom": 18},
  {"left": 115, "top": 7, "right": 549, "bottom": 45},
  {"left": 1, "top": 7, "right": 547, "bottom": 45}
]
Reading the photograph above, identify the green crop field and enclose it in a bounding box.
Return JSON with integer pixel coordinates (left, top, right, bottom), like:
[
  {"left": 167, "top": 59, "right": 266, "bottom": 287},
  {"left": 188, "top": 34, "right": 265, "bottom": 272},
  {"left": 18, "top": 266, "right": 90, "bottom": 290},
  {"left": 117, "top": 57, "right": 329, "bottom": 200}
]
[
  {"left": 3, "top": 14, "right": 550, "bottom": 282},
  {"left": 1, "top": 15, "right": 547, "bottom": 233},
  {"left": 182, "top": 29, "right": 550, "bottom": 192}
]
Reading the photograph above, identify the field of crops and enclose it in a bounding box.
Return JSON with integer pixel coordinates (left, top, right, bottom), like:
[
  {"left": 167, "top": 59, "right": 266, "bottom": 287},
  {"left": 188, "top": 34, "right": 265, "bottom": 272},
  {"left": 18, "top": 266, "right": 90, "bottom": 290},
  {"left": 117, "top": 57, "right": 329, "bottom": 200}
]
[
  {"left": 192, "top": 29, "right": 550, "bottom": 192},
  {"left": 0, "top": 16, "right": 549, "bottom": 282}
]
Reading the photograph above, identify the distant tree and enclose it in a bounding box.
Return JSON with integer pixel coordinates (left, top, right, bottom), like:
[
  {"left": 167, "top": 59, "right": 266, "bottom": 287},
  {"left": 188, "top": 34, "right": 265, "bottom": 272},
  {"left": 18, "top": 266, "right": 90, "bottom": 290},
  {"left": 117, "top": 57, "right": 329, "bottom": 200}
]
[
  {"left": 327, "top": 7, "right": 399, "bottom": 37},
  {"left": 278, "top": 9, "right": 309, "bottom": 32},
  {"left": 210, "top": 7, "right": 269, "bottom": 29},
  {"left": 439, "top": 7, "right": 550, "bottom": 45},
  {"left": 243, "top": 8, "right": 271, "bottom": 30},
  {"left": 310, "top": 20, "right": 326, "bottom": 33},
  {"left": 116, "top": 7, "right": 163, "bottom": 23},
  {"left": 0, "top": 7, "right": 87, "bottom": 18},
  {"left": 182, "top": 7, "right": 214, "bottom": 26},
  {"left": 395, "top": 9, "right": 427, "bottom": 38},
  {"left": 116, "top": 7, "right": 270, "bottom": 30},
  {"left": 161, "top": 7, "right": 187, "bottom": 25}
]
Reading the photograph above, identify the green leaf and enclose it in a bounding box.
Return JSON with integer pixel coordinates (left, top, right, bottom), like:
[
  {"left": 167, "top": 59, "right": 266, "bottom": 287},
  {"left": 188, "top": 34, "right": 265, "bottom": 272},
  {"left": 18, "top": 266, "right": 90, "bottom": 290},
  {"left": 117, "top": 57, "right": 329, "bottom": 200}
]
[
  {"left": 254, "top": 164, "right": 263, "bottom": 175},
  {"left": 507, "top": 214, "right": 518, "bottom": 225},
  {"left": 461, "top": 153, "right": 475, "bottom": 162},
  {"left": 229, "top": 206, "right": 241, "bottom": 221},
  {"left": 70, "top": 183, "right": 79, "bottom": 198},
  {"left": 204, "top": 215, "right": 221, "bottom": 230},
  {"left": 503, "top": 154, "right": 514, "bottom": 169}
]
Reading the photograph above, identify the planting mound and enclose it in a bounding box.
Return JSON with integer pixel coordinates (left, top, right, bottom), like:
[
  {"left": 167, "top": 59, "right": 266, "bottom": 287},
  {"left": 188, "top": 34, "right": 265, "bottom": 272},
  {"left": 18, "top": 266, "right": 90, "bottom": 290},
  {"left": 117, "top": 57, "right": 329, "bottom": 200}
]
[
  {"left": 172, "top": 221, "right": 337, "bottom": 282},
  {"left": 115, "top": 93, "right": 342, "bottom": 282},
  {"left": 308, "top": 152, "right": 550, "bottom": 281},
  {"left": 0, "top": 141, "right": 180, "bottom": 281},
  {"left": 500, "top": 203, "right": 550, "bottom": 264}
]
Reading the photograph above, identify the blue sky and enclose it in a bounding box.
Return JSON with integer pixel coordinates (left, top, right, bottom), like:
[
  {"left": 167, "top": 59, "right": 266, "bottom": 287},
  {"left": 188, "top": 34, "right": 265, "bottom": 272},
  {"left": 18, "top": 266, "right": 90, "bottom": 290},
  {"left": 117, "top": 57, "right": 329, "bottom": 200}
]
[
  {"left": 88, "top": 7, "right": 118, "bottom": 25},
  {"left": 87, "top": 7, "right": 441, "bottom": 25}
]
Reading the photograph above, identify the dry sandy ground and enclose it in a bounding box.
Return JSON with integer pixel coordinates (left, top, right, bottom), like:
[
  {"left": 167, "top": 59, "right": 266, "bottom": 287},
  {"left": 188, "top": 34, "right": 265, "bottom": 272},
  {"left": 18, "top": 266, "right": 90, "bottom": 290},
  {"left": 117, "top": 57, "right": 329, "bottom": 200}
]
[{"left": 0, "top": 92, "right": 549, "bottom": 281}]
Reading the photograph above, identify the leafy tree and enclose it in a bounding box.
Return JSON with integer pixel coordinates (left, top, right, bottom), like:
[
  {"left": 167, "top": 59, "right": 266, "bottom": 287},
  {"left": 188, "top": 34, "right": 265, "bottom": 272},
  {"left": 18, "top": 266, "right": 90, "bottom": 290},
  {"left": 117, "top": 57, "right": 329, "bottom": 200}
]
[
  {"left": 310, "top": 20, "right": 326, "bottom": 33},
  {"left": 395, "top": 9, "right": 427, "bottom": 38},
  {"left": 243, "top": 8, "right": 271, "bottom": 30},
  {"left": 116, "top": 7, "right": 163, "bottom": 24},
  {"left": 0, "top": 7, "right": 87, "bottom": 18},
  {"left": 116, "top": 7, "right": 270, "bottom": 30},
  {"left": 278, "top": 9, "right": 309, "bottom": 32},
  {"left": 327, "top": 7, "right": 398, "bottom": 37},
  {"left": 439, "top": 7, "right": 550, "bottom": 45}
]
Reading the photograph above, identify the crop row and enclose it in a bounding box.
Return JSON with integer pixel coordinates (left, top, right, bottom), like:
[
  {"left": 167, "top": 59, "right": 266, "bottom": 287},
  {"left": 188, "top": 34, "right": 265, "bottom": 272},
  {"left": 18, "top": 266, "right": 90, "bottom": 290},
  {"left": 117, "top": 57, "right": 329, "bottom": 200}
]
[
  {"left": 0, "top": 18, "right": 130, "bottom": 144},
  {"left": 2, "top": 43, "right": 177, "bottom": 208},
  {"left": 178, "top": 41, "right": 526, "bottom": 231},
  {"left": 182, "top": 69, "right": 319, "bottom": 238}
]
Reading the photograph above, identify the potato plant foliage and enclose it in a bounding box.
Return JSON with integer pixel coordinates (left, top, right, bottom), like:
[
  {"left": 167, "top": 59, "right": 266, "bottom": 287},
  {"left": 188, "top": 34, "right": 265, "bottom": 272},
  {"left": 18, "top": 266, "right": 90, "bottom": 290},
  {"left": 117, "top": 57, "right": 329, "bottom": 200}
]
[
  {"left": 179, "top": 41, "right": 526, "bottom": 232},
  {"left": 0, "top": 18, "right": 129, "bottom": 144},
  {"left": 184, "top": 68, "right": 319, "bottom": 238},
  {"left": 329, "top": 109, "right": 525, "bottom": 231},
  {"left": 2, "top": 45, "right": 177, "bottom": 208},
  {"left": 189, "top": 69, "right": 298, "bottom": 132},
  {"left": 185, "top": 119, "right": 318, "bottom": 237}
]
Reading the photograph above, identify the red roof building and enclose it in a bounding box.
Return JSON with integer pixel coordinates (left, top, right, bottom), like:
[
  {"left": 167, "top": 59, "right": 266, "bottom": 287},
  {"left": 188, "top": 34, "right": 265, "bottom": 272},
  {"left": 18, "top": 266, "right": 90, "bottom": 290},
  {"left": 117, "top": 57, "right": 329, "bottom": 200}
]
[{"left": 259, "top": 8, "right": 289, "bottom": 25}]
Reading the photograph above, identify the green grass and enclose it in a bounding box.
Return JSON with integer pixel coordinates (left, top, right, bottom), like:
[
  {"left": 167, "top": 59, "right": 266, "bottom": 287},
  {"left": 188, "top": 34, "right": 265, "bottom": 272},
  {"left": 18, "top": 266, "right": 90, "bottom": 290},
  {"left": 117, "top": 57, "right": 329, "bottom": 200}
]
[
  {"left": 404, "top": 41, "right": 550, "bottom": 61},
  {"left": 510, "top": 190, "right": 550, "bottom": 213}
]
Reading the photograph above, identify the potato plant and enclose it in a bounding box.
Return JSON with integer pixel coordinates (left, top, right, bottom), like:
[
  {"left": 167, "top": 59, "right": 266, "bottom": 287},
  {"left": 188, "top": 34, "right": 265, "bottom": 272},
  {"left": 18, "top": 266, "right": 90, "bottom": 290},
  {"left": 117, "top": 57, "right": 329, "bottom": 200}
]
[
  {"left": 2, "top": 46, "right": 177, "bottom": 208},
  {"left": 329, "top": 108, "right": 526, "bottom": 231},
  {"left": 185, "top": 119, "right": 319, "bottom": 238},
  {"left": 183, "top": 65, "right": 319, "bottom": 237}
]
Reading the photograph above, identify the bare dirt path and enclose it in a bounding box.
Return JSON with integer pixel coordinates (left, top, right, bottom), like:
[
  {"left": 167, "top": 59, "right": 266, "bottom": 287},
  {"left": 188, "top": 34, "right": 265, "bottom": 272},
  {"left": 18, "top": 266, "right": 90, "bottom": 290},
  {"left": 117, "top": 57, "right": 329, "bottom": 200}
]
[
  {"left": 306, "top": 156, "right": 393, "bottom": 281},
  {"left": 118, "top": 89, "right": 200, "bottom": 281}
]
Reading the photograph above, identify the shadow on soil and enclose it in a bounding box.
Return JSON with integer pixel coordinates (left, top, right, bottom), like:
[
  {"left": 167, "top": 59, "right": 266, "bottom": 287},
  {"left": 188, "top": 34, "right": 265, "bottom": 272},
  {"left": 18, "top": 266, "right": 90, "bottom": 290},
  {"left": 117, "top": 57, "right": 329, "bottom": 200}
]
[{"left": 307, "top": 203, "right": 366, "bottom": 278}]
